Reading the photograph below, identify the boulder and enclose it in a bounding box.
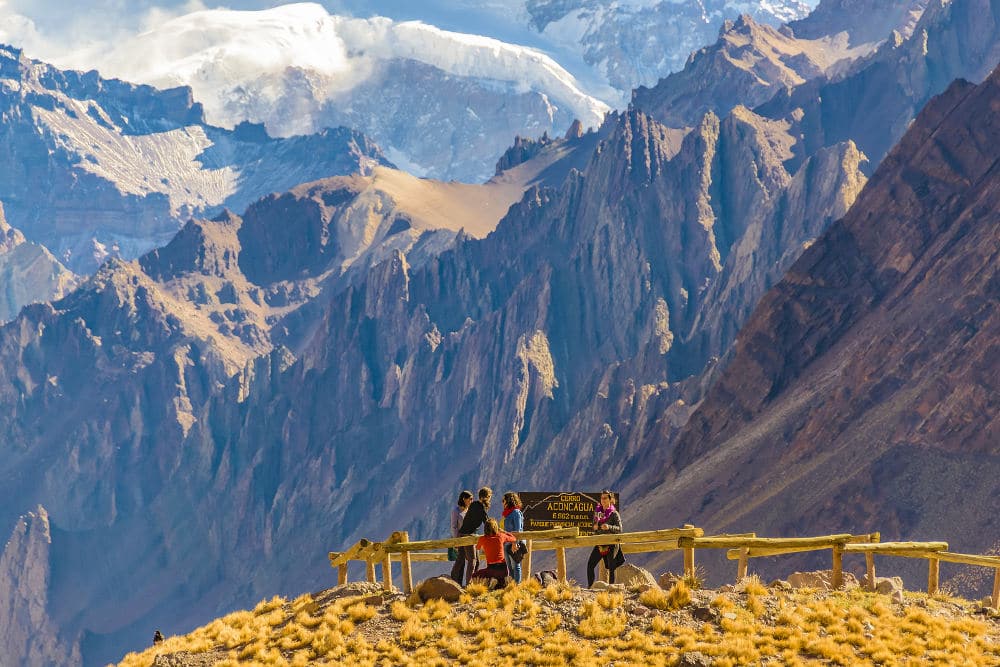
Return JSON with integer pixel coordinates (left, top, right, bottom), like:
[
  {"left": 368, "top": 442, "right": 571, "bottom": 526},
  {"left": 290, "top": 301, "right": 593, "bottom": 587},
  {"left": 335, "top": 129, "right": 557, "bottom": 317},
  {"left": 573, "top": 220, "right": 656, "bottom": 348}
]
[
  {"left": 787, "top": 570, "right": 859, "bottom": 591},
  {"left": 891, "top": 589, "right": 905, "bottom": 604},
  {"left": 416, "top": 576, "right": 463, "bottom": 603},
  {"left": 874, "top": 577, "right": 904, "bottom": 596},
  {"left": 615, "top": 563, "right": 659, "bottom": 589},
  {"left": 591, "top": 580, "right": 609, "bottom": 591}
]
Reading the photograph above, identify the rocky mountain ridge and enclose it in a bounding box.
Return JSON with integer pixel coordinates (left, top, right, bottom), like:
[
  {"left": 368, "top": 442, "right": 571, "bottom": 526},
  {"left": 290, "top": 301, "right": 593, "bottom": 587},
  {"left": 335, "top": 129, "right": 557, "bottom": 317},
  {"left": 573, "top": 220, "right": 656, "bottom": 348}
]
[
  {"left": 0, "top": 202, "right": 77, "bottom": 323},
  {"left": 632, "top": 63, "right": 1000, "bottom": 586}
]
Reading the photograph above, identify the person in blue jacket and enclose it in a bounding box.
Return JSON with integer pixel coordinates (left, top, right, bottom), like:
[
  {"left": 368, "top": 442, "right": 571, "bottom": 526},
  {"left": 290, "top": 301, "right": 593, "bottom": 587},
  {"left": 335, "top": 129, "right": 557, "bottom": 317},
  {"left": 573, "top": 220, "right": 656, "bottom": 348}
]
[{"left": 502, "top": 491, "right": 525, "bottom": 583}]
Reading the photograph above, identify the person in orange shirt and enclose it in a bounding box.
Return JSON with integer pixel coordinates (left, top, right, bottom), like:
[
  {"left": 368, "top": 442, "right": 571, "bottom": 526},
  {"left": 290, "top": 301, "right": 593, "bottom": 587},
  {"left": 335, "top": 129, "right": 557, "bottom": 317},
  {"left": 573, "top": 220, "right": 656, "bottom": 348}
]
[{"left": 470, "top": 518, "right": 516, "bottom": 588}]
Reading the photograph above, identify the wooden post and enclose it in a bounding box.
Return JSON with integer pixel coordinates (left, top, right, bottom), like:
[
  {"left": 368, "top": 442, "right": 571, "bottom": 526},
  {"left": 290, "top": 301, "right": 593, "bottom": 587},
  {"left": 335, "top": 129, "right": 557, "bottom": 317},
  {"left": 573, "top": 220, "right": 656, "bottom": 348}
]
[
  {"left": 737, "top": 547, "right": 749, "bottom": 581},
  {"left": 382, "top": 552, "right": 394, "bottom": 592},
  {"left": 556, "top": 547, "right": 567, "bottom": 583},
  {"left": 598, "top": 559, "right": 609, "bottom": 584},
  {"left": 927, "top": 557, "right": 939, "bottom": 596},
  {"left": 338, "top": 564, "right": 348, "bottom": 586},
  {"left": 684, "top": 547, "right": 695, "bottom": 581},
  {"left": 992, "top": 568, "right": 1000, "bottom": 609},
  {"left": 832, "top": 545, "right": 844, "bottom": 590},
  {"left": 865, "top": 554, "right": 876, "bottom": 590},
  {"left": 366, "top": 560, "right": 376, "bottom": 583},
  {"left": 399, "top": 531, "right": 413, "bottom": 595},
  {"left": 523, "top": 540, "right": 533, "bottom": 580}
]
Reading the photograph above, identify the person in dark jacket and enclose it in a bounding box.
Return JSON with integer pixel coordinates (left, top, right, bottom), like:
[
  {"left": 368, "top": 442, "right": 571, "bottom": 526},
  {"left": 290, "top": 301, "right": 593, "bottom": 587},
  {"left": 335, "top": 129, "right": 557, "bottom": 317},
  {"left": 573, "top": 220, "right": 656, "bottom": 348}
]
[
  {"left": 451, "top": 486, "right": 492, "bottom": 585},
  {"left": 586, "top": 490, "right": 624, "bottom": 587}
]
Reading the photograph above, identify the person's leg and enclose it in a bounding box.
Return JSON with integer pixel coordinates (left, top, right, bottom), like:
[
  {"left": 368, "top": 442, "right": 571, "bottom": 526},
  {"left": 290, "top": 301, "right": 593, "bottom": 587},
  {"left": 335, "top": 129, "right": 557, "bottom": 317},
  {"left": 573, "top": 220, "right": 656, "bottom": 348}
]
[
  {"left": 450, "top": 547, "right": 466, "bottom": 584},
  {"left": 464, "top": 546, "right": 477, "bottom": 586},
  {"left": 587, "top": 548, "right": 602, "bottom": 587},
  {"left": 606, "top": 551, "right": 621, "bottom": 584}
]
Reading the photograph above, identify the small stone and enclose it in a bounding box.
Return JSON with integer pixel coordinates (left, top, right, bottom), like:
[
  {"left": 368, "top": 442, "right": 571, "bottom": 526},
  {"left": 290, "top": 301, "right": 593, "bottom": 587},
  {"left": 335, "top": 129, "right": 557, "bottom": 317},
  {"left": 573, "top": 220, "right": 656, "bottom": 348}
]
[
  {"left": 719, "top": 584, "right": 735, "bottom": 593},
  {"left": 891, "top": 590, "right": 905, "bottom": 604},
  {"left": 591, "top": 580, "right": 609, "bottom": 591},
  {"left": 658, "top": 572, "right": 681, "bottom": 589},
  {"left": 768, "top": 579, "right": 791, "bottom": 591},
  {"left": 691, "top": 605, "right": 716, "bottom": 622},
  {"left": 677, "top": 650, "right": 714, "bottom": 666},
  {"left": 723, "top": 612, "right": 737, "bottom": 620}
]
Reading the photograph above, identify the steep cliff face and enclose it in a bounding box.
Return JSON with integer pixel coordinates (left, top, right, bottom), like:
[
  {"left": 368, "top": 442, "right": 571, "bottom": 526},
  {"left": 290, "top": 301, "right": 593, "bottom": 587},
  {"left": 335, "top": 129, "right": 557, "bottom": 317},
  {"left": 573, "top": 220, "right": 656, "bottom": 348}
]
[
  {"left": 0, "top": 202, "right": 77, "bottom": 323},
  {"left": 632, "top": 67, "right": 1000, "bottom": 583},
  {"left": 0, "top": 44, "right": 390, "bottom": 275},
  {"left": 0, "top": 507, "right": 79, "bottom": 666}
]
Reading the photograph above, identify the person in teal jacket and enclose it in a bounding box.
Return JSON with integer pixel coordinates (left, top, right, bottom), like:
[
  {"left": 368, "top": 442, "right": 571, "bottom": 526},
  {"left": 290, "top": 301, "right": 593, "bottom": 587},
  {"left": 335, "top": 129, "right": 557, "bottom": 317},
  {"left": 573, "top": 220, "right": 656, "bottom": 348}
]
[{"left": 502, "top": 492, "right": 525, "bottom": 583}]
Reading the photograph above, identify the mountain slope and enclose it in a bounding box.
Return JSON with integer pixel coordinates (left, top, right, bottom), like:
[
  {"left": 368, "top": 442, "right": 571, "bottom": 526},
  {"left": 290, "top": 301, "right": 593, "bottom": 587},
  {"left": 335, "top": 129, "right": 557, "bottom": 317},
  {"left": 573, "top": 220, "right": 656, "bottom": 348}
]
[
  {"left": 0, "top": 44, "right": 390, "bottom": 274},
  {"left": 633, "top": 65, "right": 1000, "bottom": 583}
]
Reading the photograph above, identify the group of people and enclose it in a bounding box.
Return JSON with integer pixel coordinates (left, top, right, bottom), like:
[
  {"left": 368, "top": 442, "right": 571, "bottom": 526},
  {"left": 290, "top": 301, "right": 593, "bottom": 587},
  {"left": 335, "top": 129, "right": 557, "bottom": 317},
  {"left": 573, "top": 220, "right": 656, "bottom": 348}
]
[
  {"left": 448, "top": 487, "right": 625, "bottom": 588},
  {"left": 450, "top": 487, "right": 527, "bottom": 588}
]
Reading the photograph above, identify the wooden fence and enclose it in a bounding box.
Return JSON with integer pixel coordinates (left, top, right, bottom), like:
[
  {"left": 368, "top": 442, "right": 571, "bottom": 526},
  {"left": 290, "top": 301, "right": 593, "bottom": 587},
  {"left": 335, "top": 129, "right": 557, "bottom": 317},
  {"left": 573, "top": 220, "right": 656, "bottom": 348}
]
[{"left": 329, "top": 526, "right": 1000, "bottom": 608}]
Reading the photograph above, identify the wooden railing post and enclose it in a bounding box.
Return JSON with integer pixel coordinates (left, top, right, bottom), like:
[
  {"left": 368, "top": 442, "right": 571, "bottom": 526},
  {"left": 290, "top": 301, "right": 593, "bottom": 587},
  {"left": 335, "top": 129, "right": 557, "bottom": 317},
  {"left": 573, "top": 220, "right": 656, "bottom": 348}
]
[
  {"left": 993, "top": 568, "right": 1000, "bottom": 609},
  {"left": 400, "top": 531, "right": 413, "bottom": 595},
  {"left": 927, "top": 557, "right": 939, "bottom": 596},
  {"left": 832, "top": 545, "right": 844, "bottom": 590},
  {"left": 523, "top": 540, "right": 533, "bottom": 580},
  {"left": 338, "top": 564, "right": 348, "bottom": 586},
  {"left": 682, "top": 524, "right": 695, "bottom": 581},
  {"left": 366, "top": 560, "right": 376, "bottom": 583},
  {"left": 382, "top": 552, "right": 394, "bottom": 592},
  {"left": 737, "top": 547, "right": 749, "bottom": 581},
  {"left": 865, "top": 553, "right": 876, "bottom": 590},
  {"left": 556, "top": 547, "right": 567, "bottom": 583}
]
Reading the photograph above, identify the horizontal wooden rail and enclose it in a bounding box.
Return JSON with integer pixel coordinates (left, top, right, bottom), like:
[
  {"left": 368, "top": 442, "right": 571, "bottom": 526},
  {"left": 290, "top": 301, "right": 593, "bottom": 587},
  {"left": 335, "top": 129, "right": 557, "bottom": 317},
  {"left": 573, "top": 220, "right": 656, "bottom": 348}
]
[
  {"left": 726, "top": 533, "right": 881, "bottom": 560},
  {"left": 384, "top": 527, "right": 580, "bottom": 553},
  {"left": 532, "top": 527, "right": 704, "bottom": 551},
  {"left": 842, "top": 542, "right": 948, "bottom": 554},
  {"left": 933, "top": 552, "right": 1000, "bottom": 568},
  {"left": 680, "top": 534, "right": 854, "bottom": 550},
  {"left": 329, "top": 539, "right": 373, "bottom": 568},
  {"left": 330, "top": 551, "right": 450, "bottom": 563}
]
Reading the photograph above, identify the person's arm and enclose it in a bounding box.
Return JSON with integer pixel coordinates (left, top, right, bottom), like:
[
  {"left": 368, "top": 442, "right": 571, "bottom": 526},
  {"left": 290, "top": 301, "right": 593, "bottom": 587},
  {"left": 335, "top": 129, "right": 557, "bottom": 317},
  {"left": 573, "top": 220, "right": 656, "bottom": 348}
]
[
  {"left": 451, "top": 509, "right": 461, "bottom": 538},
  {"left": 500, "top": 531, "right": 516, "bottom": 543},
  {"left": 604, "top": 511, "right": 622, "bottom": 534},
  {"left": 511, "top": 510, "right": 524, "bottom": 533}
]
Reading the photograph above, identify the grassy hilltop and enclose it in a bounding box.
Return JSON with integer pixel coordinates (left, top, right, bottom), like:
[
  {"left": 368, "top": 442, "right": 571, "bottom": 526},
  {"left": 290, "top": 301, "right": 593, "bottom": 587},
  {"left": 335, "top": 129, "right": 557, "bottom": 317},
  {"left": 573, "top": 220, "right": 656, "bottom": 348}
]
[{"left": 116, "top": 575, "right": 1000, "bottom": 666}]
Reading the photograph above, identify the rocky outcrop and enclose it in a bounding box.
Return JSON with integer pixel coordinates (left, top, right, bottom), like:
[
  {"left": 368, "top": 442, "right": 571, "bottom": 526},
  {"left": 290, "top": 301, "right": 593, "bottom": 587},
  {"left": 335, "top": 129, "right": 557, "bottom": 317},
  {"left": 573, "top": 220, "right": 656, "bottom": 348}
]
[
  {"left": 0, "top": 507, "right": 79, "bottom": 666},
  {"left": 634, "top": 66, "right": 1000, "bottom": 588},
  {"left": 495, "top": 133, "right": 554, "bottom": 175},
  {"left": 632, "top": 14, "right": 873, "bottom": 128},
  {"left": 756, "top": 0, "right": 1000, "bottom": 168},
  {"left": 0, "top": 44, "right": 390, "bottom": 274},
  {"left": 787, "top": 0, "right": 929, "bottom": 45},
  {"left": 0, "top": 202, "right": 77, "bottom": 322}
]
